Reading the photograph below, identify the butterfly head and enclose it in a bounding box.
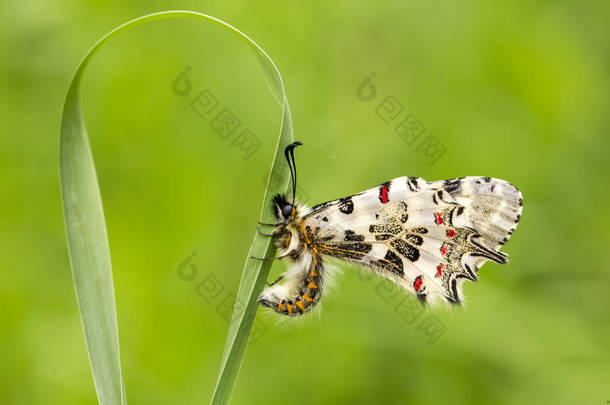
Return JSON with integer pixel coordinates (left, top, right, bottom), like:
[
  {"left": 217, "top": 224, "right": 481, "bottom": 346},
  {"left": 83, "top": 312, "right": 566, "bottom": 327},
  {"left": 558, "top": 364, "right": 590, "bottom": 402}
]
[
  {"left": 272, "top": 193, "right": 297, "bottom": 221},
  {"left": 271, "top": 141, "right": 303, "bottom": 224}
]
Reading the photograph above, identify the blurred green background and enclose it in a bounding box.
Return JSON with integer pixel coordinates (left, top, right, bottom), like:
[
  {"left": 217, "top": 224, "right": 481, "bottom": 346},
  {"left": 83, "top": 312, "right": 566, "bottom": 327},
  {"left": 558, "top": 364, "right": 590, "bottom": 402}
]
[{"left": 1, "top": 1, "right": 609, "bottom": 404}]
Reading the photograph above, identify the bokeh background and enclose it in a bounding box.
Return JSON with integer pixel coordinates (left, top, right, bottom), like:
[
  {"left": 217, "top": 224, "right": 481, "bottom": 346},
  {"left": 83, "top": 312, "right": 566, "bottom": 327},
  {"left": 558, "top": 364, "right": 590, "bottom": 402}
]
[{"left": 1, "top": 1, "right": 609, "bottom": 404}]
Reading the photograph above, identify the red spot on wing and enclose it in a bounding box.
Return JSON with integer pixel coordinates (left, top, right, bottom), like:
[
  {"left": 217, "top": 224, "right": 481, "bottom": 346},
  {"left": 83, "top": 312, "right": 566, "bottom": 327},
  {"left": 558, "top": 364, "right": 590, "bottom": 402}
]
[
  {"left": 380, "top": 186, "right": 389, "bottom": 204},
  {"left": 436, "top": 264, "right": 444, "bottom": 277},
  {"left": 414, "top": 276, "right": 423, "bottom": 292},
  {"left": 440, "top": 246, "right": 447, "bottom": 256},
  {"left": 435, "top": 212, "right": 443, "bottom": 224},
  {"left": 447, "top": 229, "right": 456, "bottom": 238}
]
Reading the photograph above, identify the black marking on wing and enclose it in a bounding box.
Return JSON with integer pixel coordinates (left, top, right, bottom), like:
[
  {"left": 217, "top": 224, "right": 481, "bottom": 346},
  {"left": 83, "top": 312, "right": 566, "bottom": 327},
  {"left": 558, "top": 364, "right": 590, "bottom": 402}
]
[
  {"left": 322, "top": 242, "right": 373, "bottom": 261},
  {"left": 373, "top": 250, "right": 404, "bottom": 276},
  {"left": 338, "top": 197, "right": 354, "bottom": 214},
  {"left": 432, "top": 189, "right": 455, "bottom": 206},
  {"left": 469, "top": 235, "right": 507, "bottom": 264},
  {"left": 405, "top": 234, "right": 424, "bottom": 246},
  {"left": 463, "top": 264, "right": 478, "bottom": 281},
  {"left": 308, "top": 191, "right": 367, "bottom": 216},
  {"left": 407, "top": 177, "right": 420, "bottom": 192},
  {"left": 447, "top": 278, "right": 462, "bottom": 304},
  {"left": 443, "top": 178, "right": 462, "bottom": 194},
  {"left": 310, "top": 200, "right": 332, "bottom": 212},
  {"left": 344, "top": 230, "right": 365, "bottom": 241},
  {"left": 447, "top": 273, "right": 480, "bottom": 305},
  {"left": 390, "top": 239, "right": 420, "bottom": 262},
  {"left": 432, "top": 190, "right": 439, "bottom": 205},
  {"left": 369, "top": 218, "right": 402, "bottom": 235},
  {"left": 411, "top": 227, "right": 429, "bottom": 234},
  {"left": 374, "top": 234, "right": 393, "bottom": 241},
  {"left": 399, "top": 201, "right": 409, "bottom": 223},
  {"left": 339, "top": 242, "right": 372, "bottom": 254},
  {"left": 448, "top": 207, "right": 455, "bottom": 226}
]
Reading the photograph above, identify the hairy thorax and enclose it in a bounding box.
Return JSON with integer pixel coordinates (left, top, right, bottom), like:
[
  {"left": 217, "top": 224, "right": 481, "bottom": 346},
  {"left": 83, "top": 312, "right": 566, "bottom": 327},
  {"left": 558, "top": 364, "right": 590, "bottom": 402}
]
[{"left": 273, "top": 213, "right": 310, "bottom": 261}]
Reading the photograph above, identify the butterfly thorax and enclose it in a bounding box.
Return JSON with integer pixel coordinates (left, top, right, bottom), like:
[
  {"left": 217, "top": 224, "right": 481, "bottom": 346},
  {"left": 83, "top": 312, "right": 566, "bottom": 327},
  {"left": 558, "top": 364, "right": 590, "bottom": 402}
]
[{"left": 271, "top": 194, "right": 312, "bottom": 260}]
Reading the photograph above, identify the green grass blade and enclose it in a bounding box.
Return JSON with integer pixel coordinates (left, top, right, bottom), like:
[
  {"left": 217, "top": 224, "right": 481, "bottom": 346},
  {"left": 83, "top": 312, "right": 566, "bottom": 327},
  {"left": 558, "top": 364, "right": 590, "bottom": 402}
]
[
  {"left": 210, "top": 102, "right": 293, "bottom": 405},
  {"left": 59, "top": 11, "right": 293, "bottom": 405}
]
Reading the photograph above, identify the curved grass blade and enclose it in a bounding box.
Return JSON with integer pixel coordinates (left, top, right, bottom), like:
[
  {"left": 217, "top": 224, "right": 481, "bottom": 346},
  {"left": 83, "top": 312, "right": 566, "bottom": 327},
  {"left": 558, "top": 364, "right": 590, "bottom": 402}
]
[{"left": 59, "top": 11, "right": 293, "bottom": 405}]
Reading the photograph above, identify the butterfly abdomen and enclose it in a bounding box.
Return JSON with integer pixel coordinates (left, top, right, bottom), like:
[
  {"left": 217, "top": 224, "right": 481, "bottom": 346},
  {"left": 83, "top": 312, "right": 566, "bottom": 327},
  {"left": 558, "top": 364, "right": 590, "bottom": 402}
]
[{"left": 258, "top": 253, "right": 325, "bottom": 316}]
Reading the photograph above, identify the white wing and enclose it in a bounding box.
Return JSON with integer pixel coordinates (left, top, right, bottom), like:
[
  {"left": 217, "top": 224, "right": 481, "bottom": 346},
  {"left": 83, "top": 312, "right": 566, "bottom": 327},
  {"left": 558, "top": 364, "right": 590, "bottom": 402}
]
[{"left": 302, "top": 176, "right": 523, "bottom": 304}]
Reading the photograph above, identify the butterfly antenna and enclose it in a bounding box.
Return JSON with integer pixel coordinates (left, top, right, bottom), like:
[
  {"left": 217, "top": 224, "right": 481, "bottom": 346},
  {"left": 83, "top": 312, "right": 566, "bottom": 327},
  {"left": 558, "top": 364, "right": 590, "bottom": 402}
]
[{"left": 284, "top": 141, "right": 303, "bottom": 209}]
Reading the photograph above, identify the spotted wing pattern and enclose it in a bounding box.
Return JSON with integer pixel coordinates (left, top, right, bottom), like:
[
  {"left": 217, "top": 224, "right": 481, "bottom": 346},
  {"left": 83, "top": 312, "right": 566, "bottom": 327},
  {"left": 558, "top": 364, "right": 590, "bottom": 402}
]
[{"left": 302, "top": 176, "right": 522, "bottom": 304}]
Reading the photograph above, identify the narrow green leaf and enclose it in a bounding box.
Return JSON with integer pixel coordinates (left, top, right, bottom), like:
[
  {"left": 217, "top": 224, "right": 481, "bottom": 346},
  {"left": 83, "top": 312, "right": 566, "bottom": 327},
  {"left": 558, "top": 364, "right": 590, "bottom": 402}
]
[{"left": 59, "top": 11, "right": 293, "bottom": 405}]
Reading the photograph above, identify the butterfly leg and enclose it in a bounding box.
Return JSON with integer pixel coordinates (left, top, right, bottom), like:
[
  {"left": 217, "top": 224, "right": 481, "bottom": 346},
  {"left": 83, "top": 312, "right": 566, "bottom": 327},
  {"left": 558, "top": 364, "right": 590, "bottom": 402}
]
[
  {"left": 256, "top": 226, "right": 274, "bottom": 237},
  {"left": 250, "top": 253, "right": 289, "bottom": 261},
  {"left": 266, "top": 275, "right": 284, "bottom": 286},
  {"left": 258, "top": 221, "right": 283, "bottom": 226}
]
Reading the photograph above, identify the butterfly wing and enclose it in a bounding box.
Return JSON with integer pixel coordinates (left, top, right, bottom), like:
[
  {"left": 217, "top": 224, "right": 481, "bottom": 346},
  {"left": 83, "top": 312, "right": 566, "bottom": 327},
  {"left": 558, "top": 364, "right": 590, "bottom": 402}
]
[
  {"left": 427, "top": 176, "right": 522, "bottom": 251},
  {"left": 302, "top": 176, "right": 523, "bottom": 303}
]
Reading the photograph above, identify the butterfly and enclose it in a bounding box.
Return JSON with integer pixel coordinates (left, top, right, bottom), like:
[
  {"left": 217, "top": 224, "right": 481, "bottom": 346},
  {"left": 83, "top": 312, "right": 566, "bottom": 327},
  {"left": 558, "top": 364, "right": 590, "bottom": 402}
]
[{"left": 255, "top": 142, "right": 523, "bottom": 316}]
